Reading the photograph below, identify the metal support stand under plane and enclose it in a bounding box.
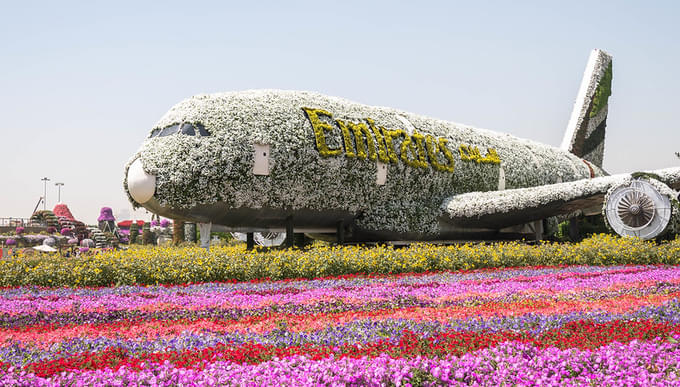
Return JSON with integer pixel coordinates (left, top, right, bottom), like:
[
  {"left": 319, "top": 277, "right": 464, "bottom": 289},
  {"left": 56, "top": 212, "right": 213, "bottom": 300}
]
[
  {"left": 284, "top": 216, "right": 294, "bottom": 248},
  {"left": 246, "top": 232, "right": 254, "bottom": 250},
  {"left": 198, "top": 222, "right": 212, "bottom": 250},
  {"left": 336, "top": 220, "right": 345, "bottom": 244}
]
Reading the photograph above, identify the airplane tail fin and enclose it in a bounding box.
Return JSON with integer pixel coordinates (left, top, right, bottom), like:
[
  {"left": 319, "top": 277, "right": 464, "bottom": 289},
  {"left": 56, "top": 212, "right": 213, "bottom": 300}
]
[{"left": 560, "top": 49, "right": 613, "bottom": 168}]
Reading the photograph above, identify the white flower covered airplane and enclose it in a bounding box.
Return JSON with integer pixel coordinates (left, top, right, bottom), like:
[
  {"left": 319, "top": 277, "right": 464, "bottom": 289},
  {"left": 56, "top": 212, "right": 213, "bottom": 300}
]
[{"left": 125, "top": 49, "right": 680, "bottom": 247}]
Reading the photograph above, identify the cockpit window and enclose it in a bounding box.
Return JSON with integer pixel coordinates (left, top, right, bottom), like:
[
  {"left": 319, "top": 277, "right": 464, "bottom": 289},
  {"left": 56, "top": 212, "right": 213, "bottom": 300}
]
[
  {"left": 159, "top": 124, "right": 180, "bottom": 137},
  {"left": 149, "top": 128, "right": 162, "bottom": 138},
  {"left": 196, "top": 123, "right": 210, "bottom": 136},
  {"left": 149, "top": 122, "right": 210, "bottom": 138},
  {"left": 180, "top": 123, "right": 195, "bottom": 136},
  {"left": 180, "top": 122, "right": 210, "bottom": 136}
]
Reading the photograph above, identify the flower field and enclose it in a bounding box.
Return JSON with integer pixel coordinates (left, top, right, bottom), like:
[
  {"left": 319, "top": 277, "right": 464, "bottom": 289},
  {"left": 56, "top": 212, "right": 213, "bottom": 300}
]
[{"left": 2, "top": 252, "right": 680, "bottom": 385}]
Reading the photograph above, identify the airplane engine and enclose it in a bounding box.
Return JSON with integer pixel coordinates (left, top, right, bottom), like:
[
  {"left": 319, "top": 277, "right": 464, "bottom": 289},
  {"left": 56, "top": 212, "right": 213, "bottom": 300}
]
[{"left": 604, "top": 179, "right": 675, "bottom": 240}]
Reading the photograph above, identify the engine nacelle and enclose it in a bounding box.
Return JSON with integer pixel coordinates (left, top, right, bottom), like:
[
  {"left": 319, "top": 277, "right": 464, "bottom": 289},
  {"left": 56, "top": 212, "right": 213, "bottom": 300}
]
[{"left": 604, "top": 179, "right": 675, "bottom": 240}]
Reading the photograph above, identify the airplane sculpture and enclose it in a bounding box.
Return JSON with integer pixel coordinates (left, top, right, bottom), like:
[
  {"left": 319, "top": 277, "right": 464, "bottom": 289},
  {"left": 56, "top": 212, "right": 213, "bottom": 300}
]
[{"left": 125, "top": 49, "right": 680, "bottom": 247}]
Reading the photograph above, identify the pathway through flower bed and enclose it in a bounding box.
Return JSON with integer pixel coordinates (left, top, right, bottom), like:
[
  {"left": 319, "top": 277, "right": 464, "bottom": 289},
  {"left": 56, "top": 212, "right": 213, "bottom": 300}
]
[{"left": 1, "top": 265, "right": 680, "bottom": 385}]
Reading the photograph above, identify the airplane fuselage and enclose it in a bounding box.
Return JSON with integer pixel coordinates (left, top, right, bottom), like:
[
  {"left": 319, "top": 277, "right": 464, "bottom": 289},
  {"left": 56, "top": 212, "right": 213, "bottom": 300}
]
[{"left": 125, "top": 90, "right": 604, "bottom": 241}]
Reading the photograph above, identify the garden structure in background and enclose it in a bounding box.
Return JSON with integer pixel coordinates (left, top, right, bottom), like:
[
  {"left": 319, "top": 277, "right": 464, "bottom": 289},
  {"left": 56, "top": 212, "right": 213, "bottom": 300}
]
[{"left": 0, "top": 205, "right": 175, "bottom": 258}]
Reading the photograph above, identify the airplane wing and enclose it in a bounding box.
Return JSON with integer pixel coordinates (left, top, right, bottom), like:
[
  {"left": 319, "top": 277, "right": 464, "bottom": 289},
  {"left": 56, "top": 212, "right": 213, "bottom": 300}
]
[{"left": 442, "top": 166, "right": 680, "bottom": 230}]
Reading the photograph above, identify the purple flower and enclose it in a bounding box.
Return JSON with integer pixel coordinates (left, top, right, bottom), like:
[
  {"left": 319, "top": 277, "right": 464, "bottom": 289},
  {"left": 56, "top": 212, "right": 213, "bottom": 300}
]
[
  {"left": 97, "top": 207, "right": 115, "bottom": 222},
  {"left": 5, "top": 238, "right": 16, "bottom": 246},
  {"left": 160, "top": 219, "right": 170, "bottom": 228},
  {"left": 151, "top": 220, "right": 160, "bottom": 227},
  {"left": 79, "top": 247, "right": 89, "bottom": 253},
  {"left": 61, "top": 228, "right": 71, "bottom": 236},
  {"left": 3, "top": 340, "right": 680, "bottom": 386}
]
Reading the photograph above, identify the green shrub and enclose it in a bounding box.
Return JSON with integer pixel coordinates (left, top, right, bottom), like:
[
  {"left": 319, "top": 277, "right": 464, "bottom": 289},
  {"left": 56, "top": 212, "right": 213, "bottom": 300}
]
[
  {"left": 130, "top": 223, "right": 139, "bottom": 244},
  {"left": 0, "top": 234, "right": 678, "bottom": 287}
]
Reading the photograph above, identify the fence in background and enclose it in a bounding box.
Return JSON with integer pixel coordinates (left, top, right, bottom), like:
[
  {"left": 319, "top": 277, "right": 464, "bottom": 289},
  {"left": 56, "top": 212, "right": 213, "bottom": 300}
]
[{"left": 0, "top": 218, "right": 43, "bottom": 228}]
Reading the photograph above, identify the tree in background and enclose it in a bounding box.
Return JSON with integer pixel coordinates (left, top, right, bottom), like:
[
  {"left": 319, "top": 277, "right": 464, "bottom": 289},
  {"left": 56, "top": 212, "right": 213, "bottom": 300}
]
[
  {"left": 142, "top": 222, "right": 154, "bottom": 245},
  {"left": 173, "top": 220, "right": 185, "bottom": 245}
]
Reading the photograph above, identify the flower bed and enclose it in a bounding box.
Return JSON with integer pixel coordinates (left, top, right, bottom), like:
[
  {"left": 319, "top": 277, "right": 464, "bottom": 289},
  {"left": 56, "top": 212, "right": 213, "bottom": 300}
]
[
  {"left": 1, "top": 264, "right": 680, "bottom": 384},
  {"left": 1, "top": 234, "right": 680, "bottom": 287}
]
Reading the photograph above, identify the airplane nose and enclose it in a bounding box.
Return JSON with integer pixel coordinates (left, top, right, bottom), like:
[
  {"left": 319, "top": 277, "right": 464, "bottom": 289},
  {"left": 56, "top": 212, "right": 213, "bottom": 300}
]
[{"left": 127, "top": 158, "right": 156, "bottom": 204}]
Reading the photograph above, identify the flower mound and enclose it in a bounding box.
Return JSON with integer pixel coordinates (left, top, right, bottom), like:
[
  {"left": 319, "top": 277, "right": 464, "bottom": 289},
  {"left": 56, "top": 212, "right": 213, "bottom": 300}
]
[{"left": 1, "top": 264, "right": 680, "bottom": 385}]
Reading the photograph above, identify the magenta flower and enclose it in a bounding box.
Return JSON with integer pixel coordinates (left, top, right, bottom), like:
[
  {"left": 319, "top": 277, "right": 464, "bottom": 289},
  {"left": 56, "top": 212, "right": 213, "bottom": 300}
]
[
  {"left": 60, "top": 228, "right": 71, "bottom": 236},
  {"left": 47, "top": 226, "right": 56, "bottom": 234},
  {"left": 15, "top": 227, "right": 24, "bottom": 235}
]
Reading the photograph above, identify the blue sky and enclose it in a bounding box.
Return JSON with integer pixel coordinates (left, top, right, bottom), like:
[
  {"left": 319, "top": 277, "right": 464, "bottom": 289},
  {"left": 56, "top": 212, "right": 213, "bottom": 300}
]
[{"left": 1, "top": 1, "right": 678, "bottom": 224}]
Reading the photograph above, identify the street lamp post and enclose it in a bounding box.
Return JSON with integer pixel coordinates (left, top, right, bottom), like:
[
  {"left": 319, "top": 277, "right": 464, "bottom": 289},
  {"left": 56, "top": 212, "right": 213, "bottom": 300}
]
[
  {"left": 55, "top": 182, "right": 64, "bottom": 203},
  {"left": 41, "top": 177, "right": 50, "bottom": 210}
]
